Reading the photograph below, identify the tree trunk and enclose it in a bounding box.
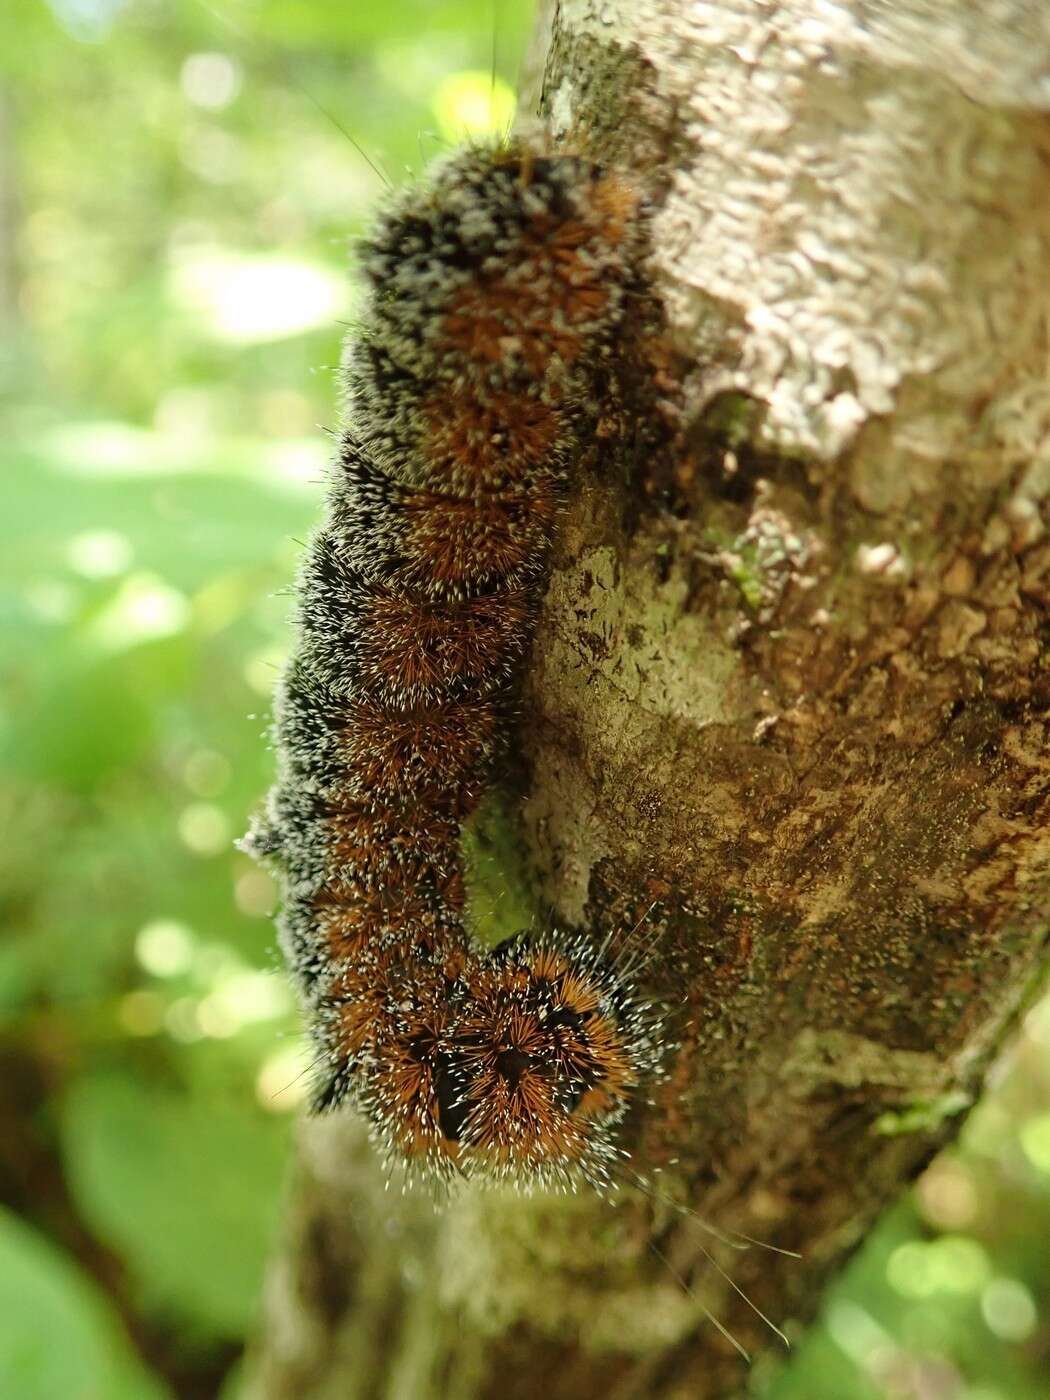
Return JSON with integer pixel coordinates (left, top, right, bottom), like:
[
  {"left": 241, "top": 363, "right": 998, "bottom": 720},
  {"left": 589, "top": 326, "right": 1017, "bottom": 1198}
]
[{"left": 243, "top": 3, "right": 1050, "bottom": 1396}]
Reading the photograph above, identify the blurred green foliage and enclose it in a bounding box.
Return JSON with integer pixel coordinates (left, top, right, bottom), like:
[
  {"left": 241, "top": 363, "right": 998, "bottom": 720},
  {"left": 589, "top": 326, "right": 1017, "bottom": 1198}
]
[{"left": 1, "top": 1, "right": 1047, "bottom": 1397}]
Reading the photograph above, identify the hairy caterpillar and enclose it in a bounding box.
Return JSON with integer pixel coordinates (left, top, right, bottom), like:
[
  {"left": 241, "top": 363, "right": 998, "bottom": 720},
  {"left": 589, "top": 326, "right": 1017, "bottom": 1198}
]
[
  {"left": 244, "top": 140, "right": 661, "bottom": 1190},
  {"left": 235, "top": 95, "right": 794, "bottom": 1372}
]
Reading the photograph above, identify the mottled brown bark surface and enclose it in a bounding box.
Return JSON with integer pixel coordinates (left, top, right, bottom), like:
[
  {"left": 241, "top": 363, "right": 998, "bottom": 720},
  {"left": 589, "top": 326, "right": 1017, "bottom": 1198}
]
[{"left": 244, "top": 4, "right": 1050, "bottom": 1397}]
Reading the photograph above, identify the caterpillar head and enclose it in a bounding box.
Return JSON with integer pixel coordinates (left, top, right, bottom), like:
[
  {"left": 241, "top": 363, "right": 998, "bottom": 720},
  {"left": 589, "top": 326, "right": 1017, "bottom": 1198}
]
[{"left": 318, "top": 931, "right": 658, "bottom": 1190}]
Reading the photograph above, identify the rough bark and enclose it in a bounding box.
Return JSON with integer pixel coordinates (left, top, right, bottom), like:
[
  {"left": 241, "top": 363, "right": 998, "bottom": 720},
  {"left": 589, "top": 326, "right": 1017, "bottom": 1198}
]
[{"left": 243, "top": 3, "right": 1050, "bottom": 1397}]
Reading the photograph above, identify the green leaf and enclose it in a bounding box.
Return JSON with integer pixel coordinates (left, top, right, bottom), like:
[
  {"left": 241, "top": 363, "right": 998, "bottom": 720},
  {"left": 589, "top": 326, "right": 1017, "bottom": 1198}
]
[
  {"left": 62, "top": 1074, "right": 288, "bottom": 1337},
  {"left": 0, "top": 1206, "right": 170, "bottom": 1400}
]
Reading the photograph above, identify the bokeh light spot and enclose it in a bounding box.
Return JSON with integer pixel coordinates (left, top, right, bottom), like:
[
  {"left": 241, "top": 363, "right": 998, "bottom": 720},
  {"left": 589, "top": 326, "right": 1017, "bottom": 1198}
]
[
  {"left": 87, "top": 572, "right": 190, "bottom": 650},
  {"left": 980, "top": 1277, "right": 1037, "bottom": 1342},
  {"left": 24, "top": 579, "right": 77, "bottom": 624},
  {"left": 180, "top": 52, "right": 242, "bottom": 111},
  {"left": 432, "top": 71, "right": 515, "bottom": 140},
  {"left": 177, "top": 803, "right": 232, "bottom": 857},
  {"left": 916, "top": 1158, "right": 978, "bottom": 1231},
  {"left": 825, "top": 1298, "right": 893, "bottom": 1365},
  {"left": 169, "top": 247, "right": 349, "bottom": 344},
  {"left": 887, "top": 1237, "right": 990, "bottom": 1298},
  {"left": 183, "top": 749, "right": 232, "bottom": 798},
  {"left": 135, "top": 920, "right": 195, "bottom": 978},
  {"left": 244, "top": 644, "right": 287, "bottom": 696},
  {"left": 1020, "top": 1113, "right": 1050, "bottom": 1173},
  {"left": 235, "top": 867, "right": 277, "bottom": 918},
  {"left": 256, "top": 1042, "right": 312, "bottom": 1112},
  {"left": 164, "top": 997, "right": 203, "bottom": 1043},
  {"left": 198, "top": 971, "right": 291, "bottom": 1039},
  {"left": 66, "top": 529, "right": 133, "bottom": 578},
  {"left": 84, "top": 568, "right": 191, "bottom": 649}
]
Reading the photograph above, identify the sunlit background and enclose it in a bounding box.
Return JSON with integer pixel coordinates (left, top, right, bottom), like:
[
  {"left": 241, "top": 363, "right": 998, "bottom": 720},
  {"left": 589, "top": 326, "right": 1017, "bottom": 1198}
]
[{"left": 2, "top": 2, "right": 1048, "bottom": 1397}]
